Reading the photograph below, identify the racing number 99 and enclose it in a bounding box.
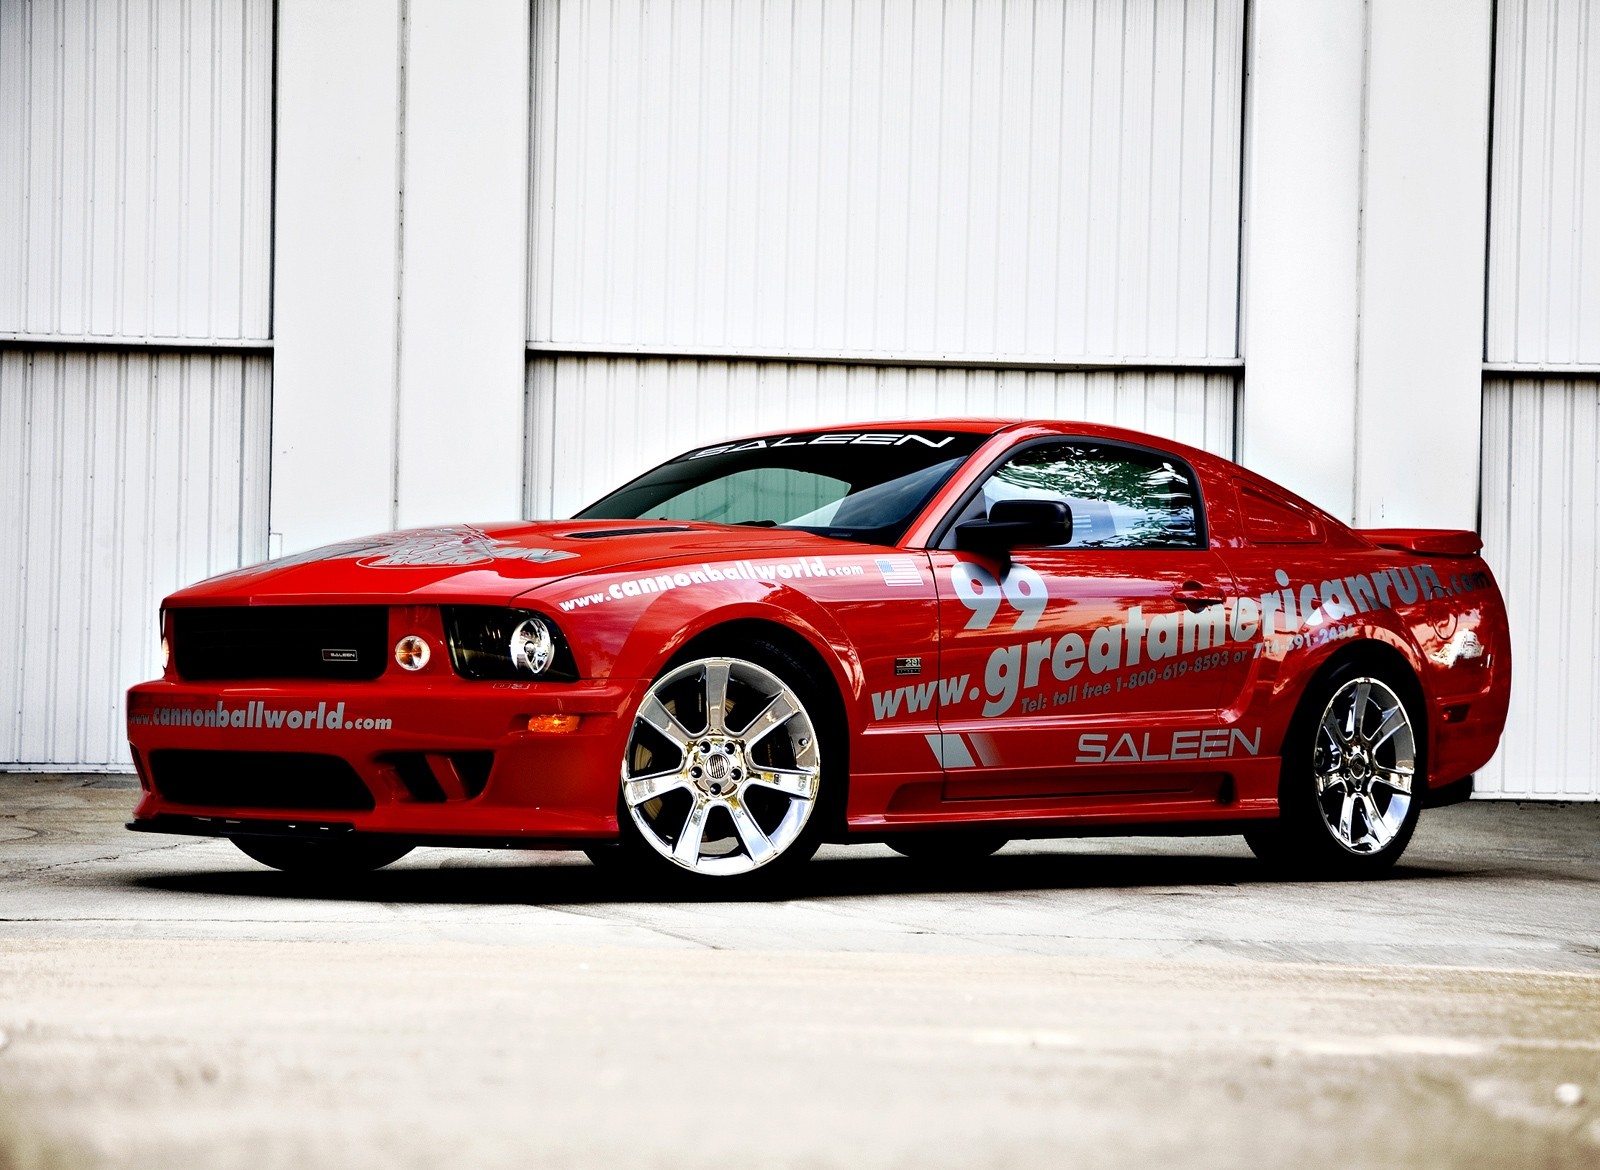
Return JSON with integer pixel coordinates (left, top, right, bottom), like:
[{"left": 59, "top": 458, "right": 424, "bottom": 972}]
[{"left": 951, "top": 563, "right": 1049, "bottom": 631}]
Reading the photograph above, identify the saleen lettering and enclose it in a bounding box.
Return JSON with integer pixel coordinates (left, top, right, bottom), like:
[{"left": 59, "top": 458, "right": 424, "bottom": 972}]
[
  {"left": 686, "top": 433, "right": 957, "bottom": 460},
  {"left": 1074, "top": 727, "right": 1262, "bottom": 764}
]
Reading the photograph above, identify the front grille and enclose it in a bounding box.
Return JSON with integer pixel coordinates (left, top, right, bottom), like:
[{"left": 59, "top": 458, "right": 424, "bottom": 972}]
[
  {"left": 149, "top": 750, "right": 376, "bottom": 811},
  {"left": 172, "top": 606, "right": 389, "bottom": 681}
]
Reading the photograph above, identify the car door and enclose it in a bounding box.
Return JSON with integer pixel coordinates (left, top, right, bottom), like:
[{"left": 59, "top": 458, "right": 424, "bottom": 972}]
[{"left": 926, "top": 438, "right": 1254, "bottom": 800}]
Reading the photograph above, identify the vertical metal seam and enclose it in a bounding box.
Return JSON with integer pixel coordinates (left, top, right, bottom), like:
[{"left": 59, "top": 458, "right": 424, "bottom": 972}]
[
  {"left": 389, "top": 0, "right": 409, "bottom": 529},
  {"left": 263, "top": 0, "right": 277, "bottom": 341},
  {"left": 1351, "top": 0, "right": 1373, "bottom": 524}
]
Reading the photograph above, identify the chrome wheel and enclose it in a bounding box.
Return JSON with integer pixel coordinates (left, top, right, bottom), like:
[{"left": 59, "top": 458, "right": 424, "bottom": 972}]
[
  {"left": 1312, "top": 676, "right": 1416, "bottom": 854},
  {"left": 622, "top": 657, "right": 823, "bottom": 876}
]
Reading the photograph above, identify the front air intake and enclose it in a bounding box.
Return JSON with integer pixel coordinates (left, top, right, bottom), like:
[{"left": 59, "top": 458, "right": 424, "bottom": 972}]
[{"left": 149, "top": 750, "right": 377, "bottom": 811}]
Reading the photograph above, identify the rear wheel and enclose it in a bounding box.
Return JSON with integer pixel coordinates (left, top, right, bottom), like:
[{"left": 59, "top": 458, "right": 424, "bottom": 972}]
[
  {"left": 616, "top": 642, "right": 837, "bottom": 884},
  {"left": 231, "top": 835, "right": 413, "bottom": 874},
  {"left": 1246, "top": 663, "right": 1423, "bottom": 877}
]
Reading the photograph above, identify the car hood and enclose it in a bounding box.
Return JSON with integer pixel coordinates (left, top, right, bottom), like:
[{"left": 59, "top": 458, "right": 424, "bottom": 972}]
[{"left": 164, "top": 520, "right": 874, "bottom": 607}]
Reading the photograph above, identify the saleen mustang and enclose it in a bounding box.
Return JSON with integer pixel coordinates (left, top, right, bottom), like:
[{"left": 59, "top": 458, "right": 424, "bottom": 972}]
[{"left": 126, "top": 420, "right": 1511, "bottom": 883}]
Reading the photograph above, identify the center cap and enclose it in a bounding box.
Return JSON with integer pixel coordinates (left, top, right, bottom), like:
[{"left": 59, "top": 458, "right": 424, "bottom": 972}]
[{"left": 705, "top": 754, "right": 730, "bottom": 781}]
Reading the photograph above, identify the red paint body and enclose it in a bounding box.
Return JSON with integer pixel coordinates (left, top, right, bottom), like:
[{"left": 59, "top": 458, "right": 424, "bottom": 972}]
[{"left": 126, "top": 421, "right": 1511, "bottom": 846}]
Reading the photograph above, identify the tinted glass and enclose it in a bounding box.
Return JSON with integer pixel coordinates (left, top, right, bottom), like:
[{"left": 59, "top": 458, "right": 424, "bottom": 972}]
[
  {"left": 978, "top": 441, "right": 1202, "bottom": 549},
  {"left": 578, "top": 429, "right": 988, "bottom": 544}
]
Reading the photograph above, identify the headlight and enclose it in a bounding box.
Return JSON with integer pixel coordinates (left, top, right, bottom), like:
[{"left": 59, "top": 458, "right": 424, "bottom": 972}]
[
  {"left": 442, "top": 606, "right": 577, "bottom": 680},
  {"left": 509, "top": 616, "right": 555, "bottom": 674}
]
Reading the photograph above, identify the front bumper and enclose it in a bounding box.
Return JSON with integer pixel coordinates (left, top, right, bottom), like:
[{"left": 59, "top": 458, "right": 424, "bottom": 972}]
[{"left": 125, "top": 676, "right": 649, "bottom": 841}]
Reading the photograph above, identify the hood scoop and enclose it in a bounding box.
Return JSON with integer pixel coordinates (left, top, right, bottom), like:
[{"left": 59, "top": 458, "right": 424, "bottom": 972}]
[{"left": 562, "top": 525, "right": 697, "bottom": 539}]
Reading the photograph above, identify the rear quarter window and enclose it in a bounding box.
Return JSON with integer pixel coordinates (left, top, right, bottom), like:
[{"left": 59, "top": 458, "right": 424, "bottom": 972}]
[{"left": 1235, "top": 480, "right": 1324, "bottom": 545}]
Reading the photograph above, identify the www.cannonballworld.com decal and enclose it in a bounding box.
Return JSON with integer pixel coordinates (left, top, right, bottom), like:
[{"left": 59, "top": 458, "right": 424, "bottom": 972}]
[
  {"left": 128, "top": 700, "right": 393, "bottom": 732},
  {"left": 558, "top": 558, "right": 869, "bottom": 611}
]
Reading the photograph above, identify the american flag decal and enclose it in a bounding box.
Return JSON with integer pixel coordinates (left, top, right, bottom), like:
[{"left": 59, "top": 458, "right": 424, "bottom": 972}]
[{"left": 876, "top": 557, "right": 925, "bottom": 587}]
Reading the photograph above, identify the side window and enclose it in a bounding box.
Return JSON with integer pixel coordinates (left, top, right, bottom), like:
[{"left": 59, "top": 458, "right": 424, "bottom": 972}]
[{"left": 974, "top": 441, "right": 1203, "bottom": 550}]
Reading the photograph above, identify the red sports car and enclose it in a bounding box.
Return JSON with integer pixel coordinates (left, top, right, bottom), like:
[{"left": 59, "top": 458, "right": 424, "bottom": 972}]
[{"left": 126, "top": 420, "right": 1511, "bottom": 883}]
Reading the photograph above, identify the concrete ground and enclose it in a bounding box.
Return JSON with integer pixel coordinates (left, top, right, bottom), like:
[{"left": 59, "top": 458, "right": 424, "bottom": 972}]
[{"left": 1, "top": 776, "right": 1597, "bottom": 1169}]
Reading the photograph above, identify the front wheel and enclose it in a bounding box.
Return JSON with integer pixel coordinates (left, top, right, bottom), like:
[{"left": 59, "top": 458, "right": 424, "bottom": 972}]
[
  {"left": 616, "top": 644, "right": 837, "bottom": 883},
  {"left": 231, "top": 835, "right": 413, "bottom": 874},
  {"left": 1246, "top": 665, "right": 1423, "bottom": 877}
]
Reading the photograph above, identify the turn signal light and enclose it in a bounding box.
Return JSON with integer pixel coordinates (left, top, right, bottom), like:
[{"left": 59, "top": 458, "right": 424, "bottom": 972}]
[
  {"left": 395, "top": 635, "right": 431, "bottom": 671},
  {"left": 526, "top": 714, "right": 581, "bottom": 734}
]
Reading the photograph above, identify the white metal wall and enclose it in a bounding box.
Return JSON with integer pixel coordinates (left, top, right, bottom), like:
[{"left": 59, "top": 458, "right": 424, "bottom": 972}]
[
  {"left": 1479, "top": 0, "right": 1600, "bottom": 799},
  {"left": 0, "top": 0, "right": 275, "bottom": 769},
  {"left": 1478, "top": 378, "right": 1600, "bottom": 798},
  {"left": 0, "top": 350, "right": 271, "bottom": 768},
  {"left": 1485, "top": 0, "right": 1600, "bottom": 367},
  {"left": 527, "top": 356, "right": 1236, "bottom": 518},
  {"left": 0, "top": 0, "right": 274, "bottom": 343},
  {"left": 529, "top": 0, "right": 1245, "bottom": 363}
]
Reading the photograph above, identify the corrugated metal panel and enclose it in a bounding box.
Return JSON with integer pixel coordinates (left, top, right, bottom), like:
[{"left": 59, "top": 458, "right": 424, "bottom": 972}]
[
  {"left": 0, "top": 0, "right": 274, "bottom": 342},
  {"left": 528, "top": 0, "right": 1245, "bottom": 363},
  {"left": 1478, "top": 377, "right": 1600, "bottom": 799},
  {"left": 526, "top": 355, "right": 1236, "bottom": 518},
  {"left": 1485, "top": 0, "right": 1600, "bottom": 366},
  {"left": 0, "top": 349, "right": 271, "bottom": 769}
]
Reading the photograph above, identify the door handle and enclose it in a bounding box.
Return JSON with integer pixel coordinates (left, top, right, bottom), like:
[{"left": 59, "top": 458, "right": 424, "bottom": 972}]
[{"left": 1172, "top": 581, "right": 1225, "bottom": 611}]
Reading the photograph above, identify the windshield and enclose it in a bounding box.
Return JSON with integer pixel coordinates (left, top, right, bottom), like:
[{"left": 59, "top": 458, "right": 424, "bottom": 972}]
[{"left": 576, "top": 429, "right": 989, "bottom": 544}]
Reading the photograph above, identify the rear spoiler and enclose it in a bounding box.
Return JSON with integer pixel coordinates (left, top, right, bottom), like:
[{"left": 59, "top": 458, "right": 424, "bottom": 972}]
[{"left": 1359, "top": 528, "right": 1483, "bottom": 557}]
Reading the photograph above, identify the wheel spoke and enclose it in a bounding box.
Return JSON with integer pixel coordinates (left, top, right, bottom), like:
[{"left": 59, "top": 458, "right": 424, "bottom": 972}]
[
  {"left": 623, "top": 769, "right": 690, "bottom": 808},
  {"left": 1338, "top": 791, "right": 1358, "bottom": 843},
  {"left": 1315, "top": 768, "right": 1345, "bottom": 797},
  {"left": 1373, "top": 766, "right": 1413, "bottom": 794},
  {"left": 1348, "top": 682, "right": 1371, "bottom": 738},
  {"left": 724, "top": 795, "right": 777, "bottom": 865},
  {"left": 702, "top": 662, "right": 731, "bottom": 735},
  {"left": 637, "top": 695, "right": 694, "bottom": 752},
  {"left": 745, "top": 765, "right": 820, "bottom": 801},
  {"left": 1367, "top": 706, "right": 1410, "bottom": 752},
  {"left": 1320, "top": 705, "right": 1347, "bottom": 747},
  {"left": 741, "top": 691, "right": 801, "bottom": 750},
  {"left": 672, "top": 796, "right": 712, "bottom": 865},
  {"left": 1359, "top": 793, "right": 1385, "bottom": 843}
]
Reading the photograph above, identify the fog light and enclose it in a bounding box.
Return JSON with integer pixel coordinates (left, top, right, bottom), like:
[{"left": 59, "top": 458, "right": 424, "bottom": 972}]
[
  {"left": 510, "top": 616, "right": 555, "bottom": 675},
  {"left": 395, "top": 635, "right": 430, "bottom": 671},
  {"left": 526, "top": 714, "right": 581, "bottom": 734}
]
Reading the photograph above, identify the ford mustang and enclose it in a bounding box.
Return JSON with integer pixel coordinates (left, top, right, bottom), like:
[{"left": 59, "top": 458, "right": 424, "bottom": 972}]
[{"left": 126, "top": 420, "right": 1511, "bottom": 884}]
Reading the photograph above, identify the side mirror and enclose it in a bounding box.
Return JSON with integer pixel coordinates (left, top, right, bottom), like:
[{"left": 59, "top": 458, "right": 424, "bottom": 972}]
[{"left": 954, "top": 499, "right": 1073, "bottom": 559}]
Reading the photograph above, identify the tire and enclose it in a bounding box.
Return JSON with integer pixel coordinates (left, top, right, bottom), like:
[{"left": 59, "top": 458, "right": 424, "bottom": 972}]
[
  {"left": 1245, "top": 660, "right": 1425, "bottom": 878},
  {"left": 231, "top": 835, "right": 413, "bottom": 875},
  {"left": 615, "top": 639, "right": 840, "bottom": 885},
  {"left": 887, "top": 833, "right": 1009, "bottom": 864}
]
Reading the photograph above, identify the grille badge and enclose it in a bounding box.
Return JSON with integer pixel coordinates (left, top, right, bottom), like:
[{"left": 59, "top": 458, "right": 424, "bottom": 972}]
[{"left": 321, "top": 648, "right": 359, "bottom": 663}]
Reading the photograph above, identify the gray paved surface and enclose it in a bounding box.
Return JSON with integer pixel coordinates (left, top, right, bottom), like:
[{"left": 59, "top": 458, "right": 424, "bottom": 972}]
[{"left": 1, "top": 775, "right": 1598, "bottom": 1168}]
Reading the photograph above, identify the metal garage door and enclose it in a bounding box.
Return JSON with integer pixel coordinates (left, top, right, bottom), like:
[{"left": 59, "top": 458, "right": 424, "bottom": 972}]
[
  {"left": 0, "top": 0, "right": 274, "bottom": 769},
  {"left": 1479, "top": 0, "right": 1600, "bottom": 798}
]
